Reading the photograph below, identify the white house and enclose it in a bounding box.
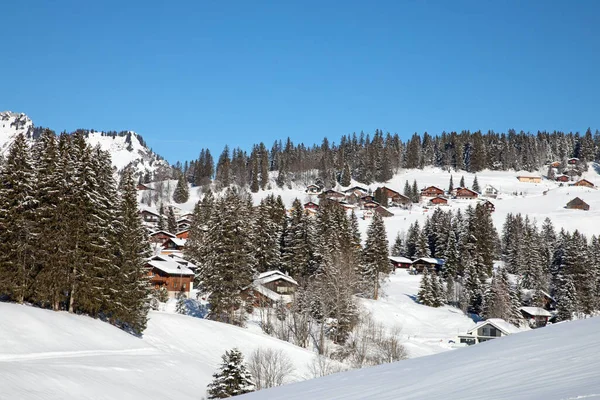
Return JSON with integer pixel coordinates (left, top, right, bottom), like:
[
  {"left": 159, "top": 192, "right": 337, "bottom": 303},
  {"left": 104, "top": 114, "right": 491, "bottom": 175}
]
[
  {"left": 243, "top": 270, "right": 299, "bottom": 306},
  {"left": 483, "top": 184, "right": 499, "bottom": 198},
  {"left": 458, "top": 318, "right": 522, "bottom": 345}
]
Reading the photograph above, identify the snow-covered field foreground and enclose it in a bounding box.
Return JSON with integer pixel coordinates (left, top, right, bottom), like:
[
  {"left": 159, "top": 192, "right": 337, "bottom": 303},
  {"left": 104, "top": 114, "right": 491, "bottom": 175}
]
[
  {"left": 0, "top": 303, "right": 316, "bottom": 399},
  {"left": 243, "top": 316, "right": 600, "bottom": 400}
]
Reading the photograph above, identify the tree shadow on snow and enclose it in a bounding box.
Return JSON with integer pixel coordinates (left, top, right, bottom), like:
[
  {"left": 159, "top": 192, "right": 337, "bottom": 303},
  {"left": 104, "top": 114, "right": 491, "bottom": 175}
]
[{"left": 184, "top": 299, "right": 209, "bottom": 319}]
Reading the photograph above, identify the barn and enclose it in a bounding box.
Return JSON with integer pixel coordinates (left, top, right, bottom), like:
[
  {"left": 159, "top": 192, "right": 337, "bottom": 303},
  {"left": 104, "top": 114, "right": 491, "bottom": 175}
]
[{"left": 565, "top": 197, "right": 590, "bottom": 211}]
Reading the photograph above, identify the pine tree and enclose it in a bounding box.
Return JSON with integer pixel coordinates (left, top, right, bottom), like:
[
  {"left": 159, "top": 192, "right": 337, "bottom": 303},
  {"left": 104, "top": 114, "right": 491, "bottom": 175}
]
[
  {"left": 340, "top": 162, "right": 351, "bottom": 187},
  {"left": 250, "top": 153, "right": 259, "bottom": 193},
  {"left": 415, "top": 229, "right": 431, "bottom": 258},
  {"left": 113, "top": 168, "right": 151, "bottom": 334},
  {"left": 431, "top": 273, "right": 445, "bottom": 307},
  {"left": 175, "top": 291, "right": 187, "bottom": 315},
  {"left": 254, "top": 196, "right": 283, "bottom": 272},
  {"left": 391, "top": 232, "right": 403, "bottom": 257},
  {"left": 403, "top": 180, "right": 411, "bottom": 200},
  {"left": 472, "top": 175, "right": 480, "bottom": 193},
  {"left": 411, "top": 180, "right": 419, "bottom": 203},
  {"left": 282, "top": 199, "right": 317, "bottom": 278},
  {"left": 173, "top": 173, "right": 189, "bottom": 203},
  {"left": 0, "top": 133, "right": 37, "bottom": 303},
  {"left": 157, "top": 203, "right": 166, "bottom": 231},
  {"left": 555, "top": 273, "right": 578, "bottom": 321},
  {"left": 361, "top": 214, "right": 389, "bottom": 299},
  {"left": 207, "top": 348, "right": 255, "bottom": 399},
  {"left": 460, "top": 175, "right": 465, "bottom": 187},
  {"left": 418, "top": 268, "right": 435, "bottom": 306},
  {"left": 448, "top": 175, "right": 454, "bottom": 193},
  {"left": 167, "top": 206, "right": 177, "bottom": 233}
]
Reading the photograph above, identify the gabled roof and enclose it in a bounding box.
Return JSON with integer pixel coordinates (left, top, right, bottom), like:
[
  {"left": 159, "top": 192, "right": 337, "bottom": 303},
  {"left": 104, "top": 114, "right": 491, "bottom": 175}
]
[
  {"left": 322, "top": 189, "right": 345, "bottom": 196},
  {"left": 575, "top": 179, "right": 594, "bottom": 186},
  {"left": 389, "top": 256, "right": 413, "bottom": 264},
  {"left": 467, "top": 318, "right": 522, "bottom": 336},
  {"left": 257, "top": 270, "right": 298, "bottom": 286},
  {"left": 177, "top": 217, "right": 193, "bottom": 223},
  {"left": 343, "top": 186, "right": 368, "bottom": 193},
  {"left": 165, "top": 254, "right": 198, "bottom": 270},
  {"left": 519, "top": 307, "right": 552, "bottom": 318},
  {"left": 150, "top": 230, "right": 177, "bottom": 238},
  {"left": 484, "top": 184, "right": 499, "bottom": 192},
  {"left": 455, "top": 187, "right": 479, "bottom": 195},
  {"left": 566, "top": 197, "right": 589, "bottom": 207},
  {"left": 147, "top": 255, "right": 194, "bottom": 276},
  {"left": 139, "top": 206, "right": 162, "bottom": 217},
  {"left": 413, "top": 257, "right": 445, "bottom": 265},
  {"left": 164, "top": 237, "right": 187, "bottom": 247},
  {"left": 306, "top": 184, "right": 320, "bottom": 188},
  {"left": 421, "top": 186, "right": 444, "bottom": 193}
]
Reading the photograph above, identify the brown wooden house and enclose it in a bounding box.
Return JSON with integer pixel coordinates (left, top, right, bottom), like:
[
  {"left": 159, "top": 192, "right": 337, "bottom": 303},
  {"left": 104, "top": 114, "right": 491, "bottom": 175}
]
[
  {"left": 146, "top": 255, "right": 195, "bottom": 298},
  {"left": 421, "top": 186, "right": 445, "bottom": 198},
  {"left": 567, "top": 157, "right": 579, "bottom": 165},
  {"left": 373, "top": 205, "right": 394, "bottom": 218},
  {"left": 363, "top": 200, "right": 380, "bottom": 209},
  {"left": 149, "top": 230, "right": 177, "bottom": 244},
  {"left": 137, "top": 183, "right": 153, "bottom": 191},
  {"left": 455, "top": 187, "right": 479, "bottom": 199},
  {"left": 176, "top": 229, "right": 190, "bottom": 239},
  {"left": 242, "top": 270, "right": 298, "bottom": 307},
  {"left": 519, "top": 307, "right": 551, "bottom": 328},
  {"left": 517, "top": 176, "right": 542, "bottom": 183},
  {"left": 556, "top": 175, "right": 569, "bottom": 183},
  {"left": 481, "top": 200, "right": 495, "bottom": 212},
  {"left": 389, "top": 256, "right": 413, "bottom": 269},
  {"left": 304, "top": 201, "right": 319, "bottom": 211},
  {"left": 412, "top": 257, "right": 445, "bottom": 273},
  {"left": 382, "top": 187, "right": 412, "bottom": 207},
  {"left": 566, "top": 197, "right": 590, "bottom": 211},
  {"left": 140, "top": 207, "right": 162, "bottom": 224},
  {"left": 429, "top": 196, "right": 448, "bottom": 206},
  {"left": 344, "top": 186, "right": 369, "bottom": 197},
  {"left": 305, "top": 184, "right": 321, "bottom": 194},
  {"left": 320, "top": 189, "right": 346, "bottom": 202},
  {"left": 573, "top": 179, "right": 595, "bottom": 188},
  {"left": 162, "top": 237, "right": 187, "bottom": 253}
]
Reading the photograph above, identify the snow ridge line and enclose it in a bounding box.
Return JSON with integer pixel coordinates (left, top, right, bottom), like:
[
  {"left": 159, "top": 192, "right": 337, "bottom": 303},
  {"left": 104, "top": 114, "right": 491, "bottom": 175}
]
[{"left": 0, "top": 348, "right": 157, "bottom": 362}]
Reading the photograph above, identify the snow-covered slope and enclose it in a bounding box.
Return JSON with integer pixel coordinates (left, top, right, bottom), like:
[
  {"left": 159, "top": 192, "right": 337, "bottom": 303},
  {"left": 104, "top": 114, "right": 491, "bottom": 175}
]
[
  {"left": 0, "top": 303, "right": 316, "bottom": 399},
  {"left": 243, "top": 316, "right": 600, "bottom": 400},
  {"left": 0, "top": 111, "right": 33, "bottom": 154},
  {"left": 0, "top": 111, "right": 169, "bottom": 175}
]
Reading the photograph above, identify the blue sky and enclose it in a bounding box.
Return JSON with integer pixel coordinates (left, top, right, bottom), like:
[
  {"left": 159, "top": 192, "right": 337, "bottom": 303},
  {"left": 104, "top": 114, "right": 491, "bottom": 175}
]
[{"left": 2, "top": 0, "right": 599, "bottom": 163}]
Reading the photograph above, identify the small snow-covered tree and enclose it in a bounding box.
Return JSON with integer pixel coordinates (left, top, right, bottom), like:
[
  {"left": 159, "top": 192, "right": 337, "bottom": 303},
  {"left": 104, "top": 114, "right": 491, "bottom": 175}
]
[
  {"left": 472, "top": 175, "right": 480, "bottom": 193},
  {"left": 418, "top": 268, "right": 435, "bottom": 306},
  {"left": 167, "top": 206, "right": 177, "bottom": 233},
  {"left": 173, "top": 173, "right": 189, "bottom": 204},
  {"left": 207, "top": 348, "right": 255, "bottom": 399}
]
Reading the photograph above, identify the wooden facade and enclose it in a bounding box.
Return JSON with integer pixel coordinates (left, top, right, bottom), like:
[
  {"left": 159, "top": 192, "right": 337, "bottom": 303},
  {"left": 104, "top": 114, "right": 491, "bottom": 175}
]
[
  {"left": 482, "top": 200, "right": 495, "bottom": 212},
  {"left": 373, "top": 205, "right": 394, "bottom": 218},
  {"left": 517, "top": 176, "right": 542, "bottom": 183},
  {"left": 429, "top": 196, "right": 448, "bottom": 205},
  {"left": 176, "top": 229, "right": 190, "bottom": 239},
  {"left": 149, "top": 231, "right": 176, "bottom": 243},
  {"left": 566, "top": 197, "right": 590, "bottom": 211},
  {"left": 320, "top": 189, "right": 346, "bottom": 202},
  {"left": 380, "top": 186, "right": 411, "bottom": 207},
  {"left": 455, "top": 187, "right": 478, "bottom": 199},
  {"left": 412, "top": 257, "right": 445, "bottom": 273},
  {"left": 305, "top": 184, "right": 321, "bottom": 194},
  {"left": 304, "top": 201, "right": 319, "bottom": 211},
  {"left": 556, "top": 175, "right": 569, "bottom": 182},
  {"left": 140, "top": 210, "right": 161, "bottom": 223},
  {"left": 389, "top": 256, "right": 413, "bottom": 269},
  {"left": 344, "top": 186, "right": 369, "bottom": 197},
  {"left": 420, "top": 186, "right": 445, "bottom": 197},
  {"left": 573, "top": 179, "right": 594, "bottom": 188}
]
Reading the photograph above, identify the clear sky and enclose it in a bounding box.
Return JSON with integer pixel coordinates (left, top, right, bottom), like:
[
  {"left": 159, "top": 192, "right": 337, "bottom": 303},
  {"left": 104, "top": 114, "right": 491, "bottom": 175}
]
[{"left": 2, "top": 0, "right": 599, "bottom": 163}]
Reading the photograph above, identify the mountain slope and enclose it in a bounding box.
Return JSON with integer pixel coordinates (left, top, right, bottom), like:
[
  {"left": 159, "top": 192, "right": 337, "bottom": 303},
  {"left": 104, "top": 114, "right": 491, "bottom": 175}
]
[
  {"left": 0, "top": 111, "right": 169, "bottom": 176},
  {"left": 242, "top": 316, "right": 600, "bottom": 400},
  {"left": 0, "top": 303, "right": 317, "bottom": 399}
]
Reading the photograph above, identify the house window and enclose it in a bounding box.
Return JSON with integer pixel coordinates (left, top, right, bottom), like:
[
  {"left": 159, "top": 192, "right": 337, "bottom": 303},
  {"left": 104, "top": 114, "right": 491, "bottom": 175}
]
[{"left": 182, "top": 283, "right": 186, "bottom": 289}]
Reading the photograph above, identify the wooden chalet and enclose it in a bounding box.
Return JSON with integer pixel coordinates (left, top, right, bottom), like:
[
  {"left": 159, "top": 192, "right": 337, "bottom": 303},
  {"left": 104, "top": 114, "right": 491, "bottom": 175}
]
[
  {"left": 306, "top": 184, "right": 321, "bottom": 194},
  {"left": 320, "top": 189, "right": 346, "bottom": 202},
  {"left": 565, "top": 197, "right": 590, "bottom": 211},
  {"left": 550, "top": 161, "right": 562, "bottom": 168},
  {"left": 242, "top": 270, "right": 298, "bottom": 307},
  {"left": 373, "top": 205, "right": 393, "bottom": 218},
  {"left": 389, "top": 256, "right": 413, "bottom": 269},
  {"left": 412, "top": 257, "right": 445, "bottom": 273},
  {"left": 429, "top": 196, "right": 448, "bottom": 206},
  {"left": 177, "top": 217, "right": 193, "bottom": 231},
  {"left": 140, "top": 207, "right": 162, "bottom": 224},
  {"left": 149, "top": 230, "right": 176, "bottom": 244},
  {"left": 481, "top": 200, "right": 495, "bottom": 212},
  {"left": 420, "top": 186, "right": 445, "bottom": 198},
  {"left": 455, "top": 187, "right": 478, "bottom": 200},
  {"left": 483, "top": 184, "right": 499, "bottom": 198},
  {"left": 379, "top": 186, "right": 411, "bottom": 207},
  {"left": 517, "top": 176, "right": 542, "bottom": 183},
  {"left": 362, "top": 200, "right": 380, "bottom": 209},
  {"left": 519, "top": 307, "right": 551, "bottom": 328},
  {"left": 567, "top": 157, "right": 579, "bottom": 165},
  {"left": 572, "top": 179, "right": 595, "bottom": 188},
  {"left": 146, "top": 255, "right": 195, "bottom": 298},
  {"left": 162, "top": 237, "right": 187, "bottom": 253},
  {"left": 555, "top": 175, "right": 569, "bottom": 183},
  {"left": 564, "top": 169, "right": 581, "bottom": 178},
  {"left": 358, "top": 195, "right": 376, "bottom": 208},
  {"left": 176, "top": 229, "right": 190, "bottom": 239},
  {"left": 344, "top": 186, "right": 369, "bottom": 197},
  {"left": 303, "top": 201, "right": 319, "bottom": 211}
]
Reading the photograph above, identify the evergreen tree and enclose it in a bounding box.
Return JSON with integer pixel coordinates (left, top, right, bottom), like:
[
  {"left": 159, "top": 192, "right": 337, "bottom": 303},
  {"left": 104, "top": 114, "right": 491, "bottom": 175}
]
[
  {"left": 167, "top": 206, "right": 177, "bottom": 233},
  {"left": 173, "top": 173, "right": 189, "bottom": 203},
  {"left": 282, "top": 199, "right": 317, "bottom": 278},
  {"left": 207, "top": 348, "right": 255, "bottom": 399},
  {"left": 411, "top": 180, "right": 419, "bottom": 203},
  {"left": 254, "top": 196, "right": 283, "bottom": 272},
  {"left": 391, "top": 232, "right": 404, "bottom": 257},
  {"left": 250, "top": 152, "right": 259, "bottom": 193},
  {"left": 415, "top": 229, "right": 431, "bottom": 258},
  {"left": 460, "top": 175, "right": 465, "bottom": 187},
  {"left": 472, "top": 175, "right": 480, "bottom": 193},
  {"left": 448, "top": 175, "right": 454, "bottom": 193},
  {"left": 175, "top": 291, "right": 187, "bottom": 315},
  {"left": 555, "top": 273, "right": 578, "bottom": 321},
  {"left": 157, "top": 203, "right": 166, "bottom": 231},
  {"left": 340, "top": 162, "right": 351, "bottom": 187},
  {"left": 403, "top": 180, "right": 411, "bottom": 199},
  {"left": 418, "top": 268, "right": 435, "bottom": 306},
  {"left": 361, "top": 214, "right": 389, "bottom": 299},
  {"left": 0, "top": 133, "right": 37, "bottom": 303}
]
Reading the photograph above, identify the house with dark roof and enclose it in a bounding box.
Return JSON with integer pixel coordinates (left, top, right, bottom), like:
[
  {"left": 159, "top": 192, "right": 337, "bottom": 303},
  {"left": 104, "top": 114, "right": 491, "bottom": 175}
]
[{"left": 566, "top": 197, "right": 590, "bottom": 211}]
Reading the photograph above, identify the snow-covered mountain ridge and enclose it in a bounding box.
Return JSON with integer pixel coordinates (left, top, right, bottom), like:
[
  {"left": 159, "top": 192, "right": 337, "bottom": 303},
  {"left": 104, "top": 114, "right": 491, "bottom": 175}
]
[{"left": 0, "top": 111, "right": 169, "bottom": 176}]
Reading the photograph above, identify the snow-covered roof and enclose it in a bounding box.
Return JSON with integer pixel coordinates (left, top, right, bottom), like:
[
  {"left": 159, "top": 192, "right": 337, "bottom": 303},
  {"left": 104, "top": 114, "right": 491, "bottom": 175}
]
[
  {"left": 257, "top": 270, "right": 298, "bottom": 286},
  {"left": 519, "top": 307, "right": 552, "bottom": 317},
  {"left": 389, "top": 256, "right": 413, "bottom": 264},
  {"left": 165, "top": 238, "right": 187, "bottom": 247},
  {"left": 140, "top": 206, "right": 162, "bottom": 216},
  {"left": 147, "top": 255, "right": 194, "bottom": 276},
  {"left": 150, "top": 230, "right": 177, "bottom": 238},
  {"left": 467, "top": 318, "right": 522, "bottom": 336},
  {"left": 414, "top": 257, "right": 445, "bottom": 265}
]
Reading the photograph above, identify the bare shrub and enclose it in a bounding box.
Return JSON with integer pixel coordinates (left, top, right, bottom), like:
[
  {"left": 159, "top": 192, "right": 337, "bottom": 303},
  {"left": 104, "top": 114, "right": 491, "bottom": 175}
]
[
  {"left": 305, "top": 355, "right": 347, "bottom": 379},
  {"left": 248, "top": 348, "right": 295, "bottom": 390}
]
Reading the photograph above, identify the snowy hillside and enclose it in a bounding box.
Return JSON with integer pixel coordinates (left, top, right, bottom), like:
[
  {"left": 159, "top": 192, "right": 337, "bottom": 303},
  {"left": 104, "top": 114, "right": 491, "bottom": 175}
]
[
  {"left": 243, "top": 316, "right": 600, "bottom": 400},
  {"left": 0, "top": 111, "right": 33, "bottom": 154},
  {"left": 0, "top": 303, "right": 317, "bottom": 399},
  {"left": 0, "top": 111, "right": 169, "bottom": 175}
]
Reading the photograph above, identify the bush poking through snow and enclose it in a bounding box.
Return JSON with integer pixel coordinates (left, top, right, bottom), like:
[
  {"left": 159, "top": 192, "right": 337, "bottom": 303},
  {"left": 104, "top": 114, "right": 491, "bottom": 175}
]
[{"left": 247, "top": 348, "right": 295, "bottom": 390}]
